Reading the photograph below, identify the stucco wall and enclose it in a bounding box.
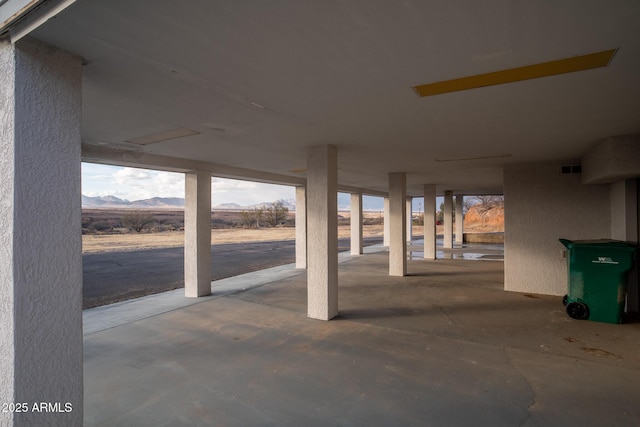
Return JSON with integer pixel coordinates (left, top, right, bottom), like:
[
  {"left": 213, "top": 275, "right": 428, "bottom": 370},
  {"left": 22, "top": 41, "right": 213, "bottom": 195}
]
[
  {"left": 504, "top": 162, "right": 611, "bottom": 295},
  {"left": 610, "top": 179, "right": 638, "bottom": 243},
  {"left": 0, "top": 40, "right": 17, "bottom": 425},
  {"left": 1, "top": 38, "right": 83, "bottom": 426}
]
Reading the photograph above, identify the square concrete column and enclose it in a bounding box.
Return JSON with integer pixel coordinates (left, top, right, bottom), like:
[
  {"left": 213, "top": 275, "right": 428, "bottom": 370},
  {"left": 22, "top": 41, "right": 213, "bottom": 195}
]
[
  {"left": 350, "top": 193, "right": 363, "bottom": 255},
  {"left": 383, "top": 197, "right": 390, "bottom": 247},
  {"left": 423, "top": 184, "right": 437, "bottom": 260},
  {"left": 389, "top": 173, "right": 407, "bottom": 276},
  {"left": 185, "top": 170, "right": 212, "bottom": 297},
  {"left": 295, "top": 186, "right": 307, "bottom": 268},
  {"left": 1, "top": 39, "right": 83, "bottom": 426},
  {"left": 611, "top": 179, "right": 638, "bottom": 243},
  {"left": 307, "top": 145, "right": 338, "bottom": 320},
  {"left": 444, "top": 191, "right": 454, "bottom": 249},
  {"left": 406, "top": 197, "right": 413, "bottom": 243},
  {"left": 455, "top": 195, "right": 464, "bottom": 244},
  {"left": 611, "top": 179, "right": 639, "bottom": 312}
]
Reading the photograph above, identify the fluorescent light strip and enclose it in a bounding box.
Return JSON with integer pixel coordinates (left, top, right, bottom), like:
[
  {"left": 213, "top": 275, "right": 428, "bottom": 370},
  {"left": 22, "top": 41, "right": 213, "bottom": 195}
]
[
  {"left": 413, "top": 49, "right": 617, "bottom": 97},
  {"left": 127, "top": 128, "right": 200, "bottom": 145}
]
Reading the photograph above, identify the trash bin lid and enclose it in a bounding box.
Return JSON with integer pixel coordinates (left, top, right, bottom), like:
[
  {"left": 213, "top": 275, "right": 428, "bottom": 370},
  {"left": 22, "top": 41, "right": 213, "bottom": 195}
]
[{"left": 559, "top": 238, "right": 637, "bottom": 252}]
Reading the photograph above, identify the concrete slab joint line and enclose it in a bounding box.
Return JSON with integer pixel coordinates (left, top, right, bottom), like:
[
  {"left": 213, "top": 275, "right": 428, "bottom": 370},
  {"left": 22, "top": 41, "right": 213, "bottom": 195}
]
[{"left": 504, "top": 348, "right": 537, "bottom": 427}]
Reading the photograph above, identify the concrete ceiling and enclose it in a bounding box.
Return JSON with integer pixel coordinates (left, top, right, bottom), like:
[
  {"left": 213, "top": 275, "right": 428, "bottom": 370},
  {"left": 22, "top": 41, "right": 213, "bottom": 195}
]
[{"left": 30, "top": 0, "right": 640, "bottom": 196}]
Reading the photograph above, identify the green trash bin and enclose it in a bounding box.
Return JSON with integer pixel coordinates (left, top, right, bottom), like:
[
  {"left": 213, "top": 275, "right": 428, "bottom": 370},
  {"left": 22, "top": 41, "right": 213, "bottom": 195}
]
[{"left": 559, "top": 239, "right": 637, "bottom": 324}]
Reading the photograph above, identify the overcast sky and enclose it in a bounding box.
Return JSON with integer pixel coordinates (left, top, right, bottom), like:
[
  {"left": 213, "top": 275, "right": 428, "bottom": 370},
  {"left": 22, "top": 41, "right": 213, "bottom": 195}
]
[
  {"left": 82, "top": 163, "right": 434, "bottom": 210},
  {"left": 82, "top": 163, "right": 295, "bottom": 206}
]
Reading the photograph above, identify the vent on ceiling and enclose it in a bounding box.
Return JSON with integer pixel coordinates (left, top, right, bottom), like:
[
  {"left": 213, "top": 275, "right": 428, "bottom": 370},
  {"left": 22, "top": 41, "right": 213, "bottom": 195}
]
[{"left": 561, "top": 165, "right": 582, "bottom": 174}]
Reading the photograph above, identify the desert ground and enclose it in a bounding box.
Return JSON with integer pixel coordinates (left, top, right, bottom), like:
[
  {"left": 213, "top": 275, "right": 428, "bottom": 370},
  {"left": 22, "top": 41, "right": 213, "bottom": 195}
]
[
  {"left": 82, "top": 208, "right": 504, "bottom": 253},
  {"left": 82, "top": 224, "right": 383, "bottom": 252}
]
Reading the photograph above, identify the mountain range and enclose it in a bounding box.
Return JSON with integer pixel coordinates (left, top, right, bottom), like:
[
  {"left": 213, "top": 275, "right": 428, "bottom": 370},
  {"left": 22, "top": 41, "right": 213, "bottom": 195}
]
[
  {"left": 82, "top": 194, "right": 449, "bottom": 212},
  {"left": 82, "top": 194, "right": 409, "bottom": 211},
  {"left": 81, "top": 195, "right": 297, "bottom": 210}
]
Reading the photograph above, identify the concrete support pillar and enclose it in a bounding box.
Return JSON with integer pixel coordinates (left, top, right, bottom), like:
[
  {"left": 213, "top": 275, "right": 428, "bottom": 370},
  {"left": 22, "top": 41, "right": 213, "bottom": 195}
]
[
  {"left": 389, "top": 173, "right": 407, "bottom": 276},
  {"left": 295, "top": 186, "right": 307, "bottom": 268},
  {"left": 406, "top": 197, "right": 413, "bottom": 243},
  {"left": 0, "top": 39, "right": 83, "bottom": 426},
  {"left": 383, "top": 197, "right": 390, "bottom": 247},
  {"left": 307, "top": 145, "right": 338, "bottom": 320},
  {"left": 185, "top": 170, "right": 212, "bottom": 297},
  {"left": 455, "top": 195, "right": 464, "bottom": 244},
  {"left": 350, "top": 193, "right": 363, "bottom": 255},
  {"left": 444, "top": 191, "right": 454, "bottom": 249},
  {"left": 423, "top": 185, "right": 437, "bottom": 260},
  {"left": 611, "top": 179, "right": 638, "bottom": 243},
  {"left": 611, "top": 179, "right": 639, "bottom": 312}
]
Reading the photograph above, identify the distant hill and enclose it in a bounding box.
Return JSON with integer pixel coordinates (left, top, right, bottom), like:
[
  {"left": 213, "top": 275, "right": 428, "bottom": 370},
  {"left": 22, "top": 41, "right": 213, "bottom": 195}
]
[
  {"left": 215, "top": 202, "right": 243, "bottom": 210},
  {"left": 244, "top": 199, "right": 296, "bottom": 211},
  {"left": 82, "top": 195, "right": 131, "bottom": 207},
  {"left": 131, "top": 197, "right": 185, "bottom": 208},
  {"left": 82, "top": 195, "right": 183, "bottom": 209},
  {"left": 82, "top": 195, "right": 297, "bottom": 210}
]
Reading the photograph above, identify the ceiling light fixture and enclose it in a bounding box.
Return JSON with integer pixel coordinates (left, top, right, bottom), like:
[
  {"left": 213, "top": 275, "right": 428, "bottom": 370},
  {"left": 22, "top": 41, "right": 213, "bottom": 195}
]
[
  {"left": 435, "top": 154, "right": 512, "bottom": 162},
  {"left": 126, "top": 128, "right": 200, "bottom": 145},
  {"left": 413, "top": 49, "right": 617, "bottom": 97}
]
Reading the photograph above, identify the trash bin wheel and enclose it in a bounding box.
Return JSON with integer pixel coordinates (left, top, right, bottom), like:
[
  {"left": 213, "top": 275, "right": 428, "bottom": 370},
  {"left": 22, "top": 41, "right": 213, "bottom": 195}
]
[
  {"left": 562, "top": 295, "right": 568, "bottom": 307},
  {"left": 566, "top": 302, "right": 589, "bottom": 320}
]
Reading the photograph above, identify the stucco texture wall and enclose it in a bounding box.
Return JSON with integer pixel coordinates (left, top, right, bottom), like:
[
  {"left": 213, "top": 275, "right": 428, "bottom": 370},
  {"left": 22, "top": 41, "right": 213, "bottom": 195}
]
[
  {"left": 504, "top": 162, "right": 611, "bottom": 295},
  {"left": 1, "top": 38, "right": 83, "bottom": 426},
  {"left": 0, "top": 40, "right": 17, "bottom": 424}
]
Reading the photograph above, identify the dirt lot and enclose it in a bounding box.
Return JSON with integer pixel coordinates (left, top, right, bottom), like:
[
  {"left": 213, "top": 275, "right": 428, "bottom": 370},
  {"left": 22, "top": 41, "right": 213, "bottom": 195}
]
[
  {"left": 82, "top": 225, "right": 384, "bottom": 253},
  {"left": 81, "top": 207, "right": 503, "bottom": 253},
  {"left": 82, "top": 209, "right": 386, "bottom": 253},
  {"left": 82, "top": 223, "right": 501, "bottom": 253}
]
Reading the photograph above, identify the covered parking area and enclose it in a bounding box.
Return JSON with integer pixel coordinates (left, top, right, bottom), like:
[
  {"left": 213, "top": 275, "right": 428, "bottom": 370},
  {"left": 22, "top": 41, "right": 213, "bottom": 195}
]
[
  {"left": 81, "top": 251, "right": 640, "bottom": 426},
  {"left": 1, "top": 1, "right": 640, "bottom": 425}
]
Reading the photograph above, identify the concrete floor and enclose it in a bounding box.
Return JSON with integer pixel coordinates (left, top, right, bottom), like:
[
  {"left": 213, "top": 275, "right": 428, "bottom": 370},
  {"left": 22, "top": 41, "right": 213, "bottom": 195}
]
[{"left": 83, "top": 246, "right": 640, "bottom": 426}]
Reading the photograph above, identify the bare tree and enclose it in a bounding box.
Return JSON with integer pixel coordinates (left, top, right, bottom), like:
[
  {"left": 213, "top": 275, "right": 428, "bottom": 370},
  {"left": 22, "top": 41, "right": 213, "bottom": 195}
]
[
  {"left": 240, "top": 207, "right": 264, "bottom": 228},
  {"left": 240, "top": 210, "right": 253, "bottom": 228},
  {"left": 253, "top": 207, "right": 264, "bottom": 228},
  {"left": 465, "top": 195, "right": 504, "bottom": 217},
  {"left": 265, "top": 201, "right": 289, "bottom": 227},
  {"left": 121, "top": 211, "right": 154, "bottom": 232}
]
